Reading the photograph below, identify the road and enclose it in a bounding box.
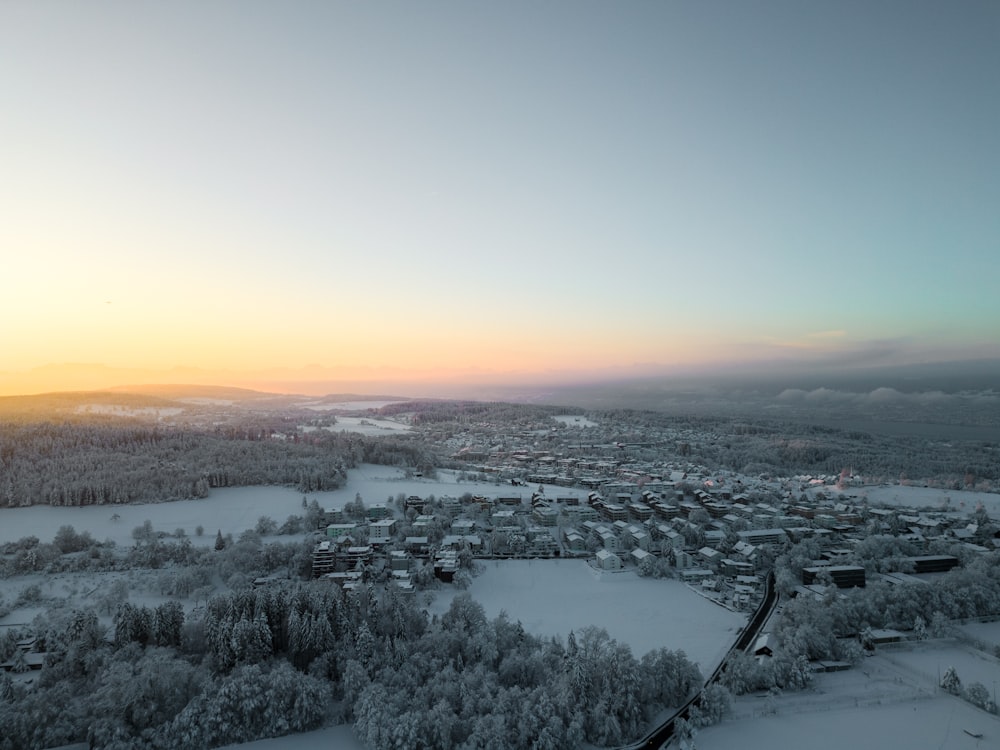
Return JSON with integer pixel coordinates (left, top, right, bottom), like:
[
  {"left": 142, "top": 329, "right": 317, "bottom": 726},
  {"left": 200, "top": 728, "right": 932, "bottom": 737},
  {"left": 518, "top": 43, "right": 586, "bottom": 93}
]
[{"left": 622, "top": 570, "right": 778, "bottom": 750}]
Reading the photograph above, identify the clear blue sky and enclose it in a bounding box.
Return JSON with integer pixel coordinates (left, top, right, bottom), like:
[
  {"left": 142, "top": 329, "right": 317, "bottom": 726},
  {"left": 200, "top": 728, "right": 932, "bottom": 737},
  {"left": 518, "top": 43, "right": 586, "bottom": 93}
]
[{"left": 2, "top": 1, "right": 998, "bottom": 393}]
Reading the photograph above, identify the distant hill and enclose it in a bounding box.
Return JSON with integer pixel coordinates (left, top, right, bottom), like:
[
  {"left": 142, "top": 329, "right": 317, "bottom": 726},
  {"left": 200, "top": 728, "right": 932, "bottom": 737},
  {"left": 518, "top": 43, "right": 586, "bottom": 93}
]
[
  {"left": 106, "top": 383, "right": 285, "bottom": 401},
  {"left": 0, "top": 390, "right": 181, "bottom": 418}
]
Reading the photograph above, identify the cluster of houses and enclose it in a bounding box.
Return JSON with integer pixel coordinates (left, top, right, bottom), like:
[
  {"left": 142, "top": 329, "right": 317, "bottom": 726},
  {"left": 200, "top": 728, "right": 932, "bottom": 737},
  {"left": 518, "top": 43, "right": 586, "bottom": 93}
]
[{"left": 313, "top": 455, "right": 998, "bottom": 609}]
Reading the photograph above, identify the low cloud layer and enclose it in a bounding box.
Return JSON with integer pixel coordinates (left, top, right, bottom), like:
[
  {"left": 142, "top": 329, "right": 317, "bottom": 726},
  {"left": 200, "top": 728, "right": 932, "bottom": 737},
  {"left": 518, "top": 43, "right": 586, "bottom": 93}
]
[{"left": 776, "top": 387, "right": 999, "bottom": 406}]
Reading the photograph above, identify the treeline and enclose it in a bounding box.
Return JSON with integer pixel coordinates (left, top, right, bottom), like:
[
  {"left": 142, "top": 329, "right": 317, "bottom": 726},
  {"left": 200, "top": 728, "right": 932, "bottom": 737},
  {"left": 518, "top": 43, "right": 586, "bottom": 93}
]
[
  {"left": 658, "top": 417, "right": 994, "bottom": 485},
  {"left": 772, "top": 549, "right": 1000, "bottom": 663},
  {"left": 0, "top": 420, "right": 440, "bottom": 508},
  {"left": 0, "top": 583, "right": 703, "bottom": 749},
  {"left": 379, "top": 400, "right": 579, "bottom": 426}
]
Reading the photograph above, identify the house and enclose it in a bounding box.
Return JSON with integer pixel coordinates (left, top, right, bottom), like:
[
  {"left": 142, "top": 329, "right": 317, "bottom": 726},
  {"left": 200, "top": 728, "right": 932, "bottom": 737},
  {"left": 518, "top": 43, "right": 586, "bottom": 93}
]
[
  {"left": 389, "top": 550, "right": 411, "bottom": 572},
  {"left": 319, "top": 570, "right": 363, "bottom": 589},
  {"left": 599, "top": 503, "right": 629, "bottom": 522},
  {"left": 404, "top": 536, "right": 430, "bottom": 554},
  {"left": 412, "top": 514, "right": 436, "bottom": 530},
  {"left": 369, "top": 518, "right": 396, "bottom": 545},
  {"left": 698, "top": 546, "right": 722, "bottom": 568},
  {"left": 405, "top": 495, "right": 427, "bottom": 513},
  {"left": 367, "top": 503, "right": 390, "bottom": 520},
  {"left": 721, "top": 559, "right": 755, "bottom": 577},
  {"left": 326, "top": 523, "right": 357, "bottom": 539},
  {"left": 433, "top": 550, "right": 460, "bottom": 582},
  {"left": 525, "top": 527, "right": 558, "bottom": 556},
  {"left": 629, "top": 548, "right": 653, "bottom": 567},
  {"left": 563, "top": 528, "right": 588, "bottom": 553},
  {"left": 680, "top": 568, "right": 715, "bottom": 584},
  {"left": 753, "top": 633, "right": 775, "bottom": 657},
  {"left": 703, "top": 529, "right": 726, "bottom": 548},
  {"left": 596, "top": 549, "right": 622, "bottom": 570},
  {"left": 440, "top": 534, "right": 483, "bottom": 552},
  {"left": 802, "top": 565, "right": 866, "bottom": 588},
  {"left": 736, "top": 528, "right": 787, "bottom": 547},
  {"left": 564, "top": 505, "right": 598, "bottom": 523},
  {"left": 532, "top": 504, "right": 559, "bottom": 527},
  {"left": 337, "top": 545, "right": 373, "bottom": 567},
  {"left": 673, "top": 549, "right": 695, "bottom": 569},
  {"left": 312, "top": 541, "right": 335, "bottom": 577}
]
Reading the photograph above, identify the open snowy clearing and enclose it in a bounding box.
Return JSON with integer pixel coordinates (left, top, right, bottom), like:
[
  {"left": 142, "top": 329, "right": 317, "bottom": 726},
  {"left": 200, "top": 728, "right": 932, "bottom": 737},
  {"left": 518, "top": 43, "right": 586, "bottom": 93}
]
[
  {"left": 698, "top": 694, "right": 999, "bottom": 750},
  {"left": 0, "top": 569, "right": 205, "bottom": 631},
  {"left": 329, "top": 464, "right": 562, "bottom": 505},
  {"left": 222, "top": 724, "right": 364, "bottom": 750},
  {"left": 0, "top": 485, "right": 330, "bottom": 548},
  {"left": 698, "top": 644, "right": 1000, "bottom": 750},
  {"left": 298, "top": 400, "right": 403, "bottom": 411},
  {"left": 304, "top": 415, "right": 412, "bottom": 435},
  {"left": 73, "top": 404, "right": 186, "bottom": 418},
  {"left": 428, "top": 559, "right": 746, "bottom": 668},
  {"left": 0, "top": 464, "right": 570, "bottom": 549},
  {"left": 849, "top": 485, "right": 1000, "bottom": 518},
  {"left": 879, "top": 640, "right": 1000, "bottom": 692},
  {"left": 959, "top": 621, "right": 1000, "bottom": 651}
]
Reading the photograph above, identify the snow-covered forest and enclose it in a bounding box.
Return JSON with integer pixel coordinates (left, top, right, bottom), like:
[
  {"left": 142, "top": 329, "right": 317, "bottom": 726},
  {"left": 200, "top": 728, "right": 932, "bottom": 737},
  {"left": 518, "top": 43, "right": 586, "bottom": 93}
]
[
  {"left": 0, "top": 562, "right": 703, "bottom": 749},
  {"left": 0, "top": 419, "right": 436, "bottom": 507}
]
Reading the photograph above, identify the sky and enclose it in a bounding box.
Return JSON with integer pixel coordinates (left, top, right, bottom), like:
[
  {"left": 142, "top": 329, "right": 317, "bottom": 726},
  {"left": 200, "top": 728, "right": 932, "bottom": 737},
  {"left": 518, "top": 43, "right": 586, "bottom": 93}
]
[{"left": 2, "top": 1, "right": 998, "bottom": 396}]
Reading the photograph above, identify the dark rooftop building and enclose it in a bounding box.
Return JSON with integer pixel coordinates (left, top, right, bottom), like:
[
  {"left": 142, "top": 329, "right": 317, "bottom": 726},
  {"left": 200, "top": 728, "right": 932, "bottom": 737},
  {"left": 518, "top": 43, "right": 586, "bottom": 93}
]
[
  {"left": 901, "top": 555, "right": 960, "bottom": 574},
  {"left": 802, "top": 565, "right": 866, "bottom": 589}
]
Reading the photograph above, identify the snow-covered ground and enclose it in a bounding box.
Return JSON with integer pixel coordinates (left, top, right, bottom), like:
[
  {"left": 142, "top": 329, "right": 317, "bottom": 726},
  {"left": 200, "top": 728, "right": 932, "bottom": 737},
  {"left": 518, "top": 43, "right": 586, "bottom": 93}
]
[
  {"left": 299, "top": 400, "right": 402, "bottom": 411},
  {"left": 0, "top": 485, "right": 330, "bottom": 547},
  {"left": 327, "top": 464, "right": 558, "bottom": 505},
  {"left": 0, "top": 569, "right": 204, "bottom": 630},
  {"left": 698, "top": 643, "right": 1000, "bottom": 750},
  {"left": 849, "top": 485, "right": 1000, "bottom": 517},
  {"left": 221, "top": 725, "right": 364, "bottom": 750},
  {"left": 698, "top": 693, "right": 998, "bottom": 750},
  {"left": 73, "top": 404, "right": 185, "bottom": 418},
  {"left": 428, "top": 559, "right": 746, "bottom": 668},
  {"left": 959, "top": 621, "right": 1000, "bottom": 652},
  {"left": 303, "top": 416, "right": 412, "bottom": 435},
  {"left": 0, "top": 465, "right": 562, "bottom": 549},
  {"left": 880, "top": 641, "right": 1000, "bottom": 693}
]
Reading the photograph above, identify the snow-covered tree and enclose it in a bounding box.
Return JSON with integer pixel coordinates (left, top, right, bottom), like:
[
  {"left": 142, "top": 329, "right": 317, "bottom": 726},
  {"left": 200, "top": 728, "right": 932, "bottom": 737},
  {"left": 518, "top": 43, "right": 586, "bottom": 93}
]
[{"left": 940, "top": 665, "right": 961, "bottom": 695}]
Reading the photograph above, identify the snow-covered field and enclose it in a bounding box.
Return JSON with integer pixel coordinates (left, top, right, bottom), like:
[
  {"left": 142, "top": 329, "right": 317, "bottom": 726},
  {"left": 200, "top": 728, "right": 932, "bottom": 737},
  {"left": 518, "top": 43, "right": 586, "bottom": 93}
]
[
  {"left": 0, "top": 465, "right": 560, "bottom": 549},
  {"left": 698, "top": 643, "right": 1000, "bottom": 750},
  {"left": 959, "top": 621, "right": 1000, "bottom": 652},
  {"left": 299, "top": 400, "right": 402, "bottom": 411},
  {"left": 73, "top": 404, "right": 185, "bottom": 418},
  {"left": 222, "top": 725, "right": 364, "bottom": 750},
  {"left": 304, "top": 415, "right": 411, "bottom": 435},
  {"left": 850, "top": 485, "right": 1000, "bottom": 517},
  {"left": 328, "top": 464, "right": 557, "bottom": 504},
  {"left": 0, "top": 486, "right": 331, "bottom": 547},
  {"left": 0, "top": 569, "right": 188, "bottom": 629},
  {"left": 698, "top": 693, "right": 999, "bottom": 750},
  {"left": 428, "top": 559, "right": 746, "bottom": 668},
  {"left": 880, "top": 641, "right": 1000, "bottom": 693}
]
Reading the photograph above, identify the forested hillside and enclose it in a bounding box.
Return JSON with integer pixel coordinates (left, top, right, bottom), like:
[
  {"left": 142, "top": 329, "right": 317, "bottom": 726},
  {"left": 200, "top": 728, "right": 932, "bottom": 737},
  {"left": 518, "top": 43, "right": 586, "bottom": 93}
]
[{"left": 0, "top": 420, "right": 438, "bottom": 507}]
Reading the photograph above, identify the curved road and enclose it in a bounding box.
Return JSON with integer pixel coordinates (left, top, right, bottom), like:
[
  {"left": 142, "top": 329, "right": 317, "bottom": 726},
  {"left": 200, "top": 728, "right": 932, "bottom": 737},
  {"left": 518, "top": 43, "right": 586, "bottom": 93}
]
[{"left": 623, "top": 570, "right": 778, "bottom": 750}]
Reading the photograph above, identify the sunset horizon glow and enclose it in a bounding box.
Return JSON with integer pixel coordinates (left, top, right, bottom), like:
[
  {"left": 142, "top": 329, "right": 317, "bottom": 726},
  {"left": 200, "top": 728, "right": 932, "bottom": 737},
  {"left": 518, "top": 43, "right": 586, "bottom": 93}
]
[{"left": 3, "top": 1, "right": 998, "bottom": 399}]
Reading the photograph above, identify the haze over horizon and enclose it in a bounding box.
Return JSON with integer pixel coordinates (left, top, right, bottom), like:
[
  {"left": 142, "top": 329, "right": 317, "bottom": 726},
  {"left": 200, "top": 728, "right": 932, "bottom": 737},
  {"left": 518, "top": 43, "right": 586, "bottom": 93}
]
[{"left": 3, "top": 1, "right": 998, "bottom": 397}]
